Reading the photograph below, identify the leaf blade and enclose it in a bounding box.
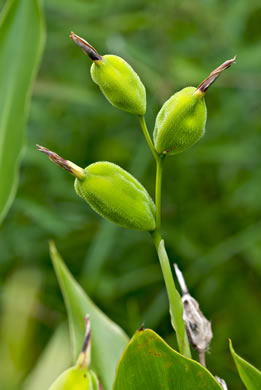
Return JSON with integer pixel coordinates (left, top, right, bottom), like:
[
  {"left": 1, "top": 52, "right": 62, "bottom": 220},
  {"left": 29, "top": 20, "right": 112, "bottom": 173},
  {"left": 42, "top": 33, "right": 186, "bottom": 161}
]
[
  {"left": 229, "top": 339, "right": 261, "bottom": 390},
  {"left": 0, "top": 0, "right": 45, "bottom": 222},
  {"left": 113, "top": 329, "right": 222, "bottom": 390},
  {"left": 49, "top": 241, "right": 129, "bottom": 390}
]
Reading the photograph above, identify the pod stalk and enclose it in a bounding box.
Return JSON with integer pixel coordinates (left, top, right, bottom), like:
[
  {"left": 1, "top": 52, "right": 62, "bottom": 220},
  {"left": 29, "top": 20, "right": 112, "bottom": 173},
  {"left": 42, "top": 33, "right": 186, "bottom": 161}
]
[
  {"left": 36, "top": 144, "right": 86, "bottom": 180},
  {"left": 195, "top": 56, "right": 236, "bottom": 95},
  {"left": 70, "top": 32, "right": 102, "bottom": 62}
]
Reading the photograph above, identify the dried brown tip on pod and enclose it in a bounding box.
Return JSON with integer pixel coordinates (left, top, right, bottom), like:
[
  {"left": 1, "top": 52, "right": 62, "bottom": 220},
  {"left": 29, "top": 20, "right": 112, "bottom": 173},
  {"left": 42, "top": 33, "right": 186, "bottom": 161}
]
[
  {"left": 195, "top": 56, "right": 236, "bottom": 95},
  {"left": 70, "top": 32, "right": 102, "bottom": 61},
  {"left": 82, "top": 315, "right": 91, "bottom": 354},
  {"left": 77, "top": 315, "right": 92, "bottom": 369},
  {"left": 174, "top": 264, "right": 213, "bottom": 367},
  {"left": 36, "top": 144, "right": 86, "bottom": 180}
]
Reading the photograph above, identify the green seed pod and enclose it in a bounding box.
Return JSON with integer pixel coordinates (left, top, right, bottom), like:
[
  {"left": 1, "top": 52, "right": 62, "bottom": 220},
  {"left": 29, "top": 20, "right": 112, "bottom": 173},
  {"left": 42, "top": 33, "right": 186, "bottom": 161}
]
[
  {"left": 74, "top": 162, "right": 156, "bottom": 231},
  {"left": 153, "top": 86, "right": 206, "bottom": 156},
  {"left": 70, "top": 32, "right": 146, "bottom": 116},
  {"left": 49, "top": 367, "right": 99, "bottom": 390},
  {"left": 37, "top": 146, "right": 156, "bottom": 232},
  {"left": 153, "top": 57, "right": 236, "bottom": 156},
  {"left": 48, "top": 316, "right": 100, "bottom": 390}
]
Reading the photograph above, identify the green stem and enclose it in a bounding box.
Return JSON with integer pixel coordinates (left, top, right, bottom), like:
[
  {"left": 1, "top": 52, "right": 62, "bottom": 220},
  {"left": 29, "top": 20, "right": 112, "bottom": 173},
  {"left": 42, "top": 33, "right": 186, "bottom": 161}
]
[
  {"left": 138, "top": 115, "right": 159, "bottom": 162},
  {"left": 152, "top": 230, "right": 191, "bottom": 358},
  {"left": 138, "top": 115, "right": 191, "bottom": 358},
  {"left": 155, "top": 156, "right": 164, "bottom": 230},
  {"left": 138, "top": 115, "right": 164, "bottom": 228}
]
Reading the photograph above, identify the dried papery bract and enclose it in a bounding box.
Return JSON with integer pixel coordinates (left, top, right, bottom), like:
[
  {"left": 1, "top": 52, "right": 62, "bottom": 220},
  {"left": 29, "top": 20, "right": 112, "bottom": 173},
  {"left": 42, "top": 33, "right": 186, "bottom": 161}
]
[
  {"left": 174, "top": 265, "right": 229, "bottom": 387},
  {"left": 153, "top": 57, "right": 236, "bottom": 156},
  {"left": 215, "top": 376, "right": 228, "bottom": 390},
  {"left": 174, "top": 264, "right": 213, "bottom": 367},
  {"left": 70, "top": 32, "right": 146, "bottom": 115},
  {"left": 70, "top": 32, "right": 102, "bottom": 62},
  {"left": 36, "top": 145, "right": 86, "bottom": 181},
  {"left": 195, "top": 57, "right": 236, "bottom": 95}
]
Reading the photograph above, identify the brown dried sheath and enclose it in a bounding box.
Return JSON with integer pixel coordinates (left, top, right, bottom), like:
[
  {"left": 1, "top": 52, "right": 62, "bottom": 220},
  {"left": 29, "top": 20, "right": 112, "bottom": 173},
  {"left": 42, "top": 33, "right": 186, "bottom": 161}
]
[
  {"left": 70, "top": 32, "right": 102, "bottom": 62},
  {"left": 195, "top": 56, "right": 236, "bottom": 94},
  {"left": 36, "top": 144, "right": 86, "bottom": 180}
]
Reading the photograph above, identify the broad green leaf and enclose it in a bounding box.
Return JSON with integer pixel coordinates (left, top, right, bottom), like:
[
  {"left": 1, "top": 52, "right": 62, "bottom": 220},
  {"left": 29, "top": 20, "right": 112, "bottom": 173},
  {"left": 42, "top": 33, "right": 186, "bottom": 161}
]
[
  {"left": 229, "top": 339, "right": 261, "bottom": 390},
  {"left": 49, "top": 241, "right": 129, "bottom": 390},
  {"left": 113, "top": 329, "right": 222, "bottom": 390},
  {"left": 0, "top": 0, "right": 45, "bottom": 223}
]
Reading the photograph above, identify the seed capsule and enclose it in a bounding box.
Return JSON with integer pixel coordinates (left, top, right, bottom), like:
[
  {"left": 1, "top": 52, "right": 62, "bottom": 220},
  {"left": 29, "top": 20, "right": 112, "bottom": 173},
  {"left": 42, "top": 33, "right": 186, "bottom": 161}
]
[
  {"left": 37, "top": 145, "right": 156, "bottom": 232},
  {"left": 49, "top": 367, "right": 99, "bottom": 390},
  {"left": 153, "top": 57, "right": 236, "bottom": 156},
  {"left": 153, "top": 86, "right": 207, "bottom": 156},
  {"left": 70, "top": 32, "right": 146, "bottom": 116},
  {"left": 49, "top": 316, "right": 100, "bottom": 390},
  {"left": 74, "top": 161, "right": 155, "bottom": 231}
]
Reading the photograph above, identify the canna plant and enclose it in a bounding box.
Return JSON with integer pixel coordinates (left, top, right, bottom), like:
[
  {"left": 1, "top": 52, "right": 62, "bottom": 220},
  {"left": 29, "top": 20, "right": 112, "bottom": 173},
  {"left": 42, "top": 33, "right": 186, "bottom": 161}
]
[{"left": 36, "top": 33, "right": 261, "bottom": 390}]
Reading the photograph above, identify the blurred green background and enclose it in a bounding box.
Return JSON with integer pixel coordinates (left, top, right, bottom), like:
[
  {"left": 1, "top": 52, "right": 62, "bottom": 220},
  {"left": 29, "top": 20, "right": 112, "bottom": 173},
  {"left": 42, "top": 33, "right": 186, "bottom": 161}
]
[{"left": 0, "top": 0, "right": 261, "bottom": 389}]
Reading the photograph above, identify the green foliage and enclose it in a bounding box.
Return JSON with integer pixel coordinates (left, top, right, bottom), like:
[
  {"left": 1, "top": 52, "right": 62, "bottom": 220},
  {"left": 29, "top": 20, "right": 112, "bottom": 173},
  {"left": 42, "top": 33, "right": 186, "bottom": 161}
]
[
  {"left": 75, "top": 161, "right": 156, "bottom": 231},
  {"left": 49, "top": 241, "right": 129, "bottom": 390},
  {"left": 0, "top": 0, "right": 44, "bottom": 222},
  {"left": 153, "top": 87, "right": 206, "bottom": 155},
  {"left": 1, "top": 1, "right": 261, "bottom": 390},
  {"left": 113, "top": 329, "right": 222, "bottom": 390},
  {"left": 229, "top": 340, "right": 261, "bottom": 390}
]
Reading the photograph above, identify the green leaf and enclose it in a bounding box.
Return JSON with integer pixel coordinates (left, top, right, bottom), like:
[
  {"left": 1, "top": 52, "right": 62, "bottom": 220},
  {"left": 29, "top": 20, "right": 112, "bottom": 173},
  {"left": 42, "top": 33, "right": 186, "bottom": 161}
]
[
  {"left": 49, "top": 241, "right": 129, "bottom": 390},
  {"left": 229, "top": 339, "right": 261, "bottom": 390},
  {"left": 113, "top": 329, "right": 222, "bottom": 390},
  {"left": 0, "top": 0, "right": 45, "bottom": 223}
]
